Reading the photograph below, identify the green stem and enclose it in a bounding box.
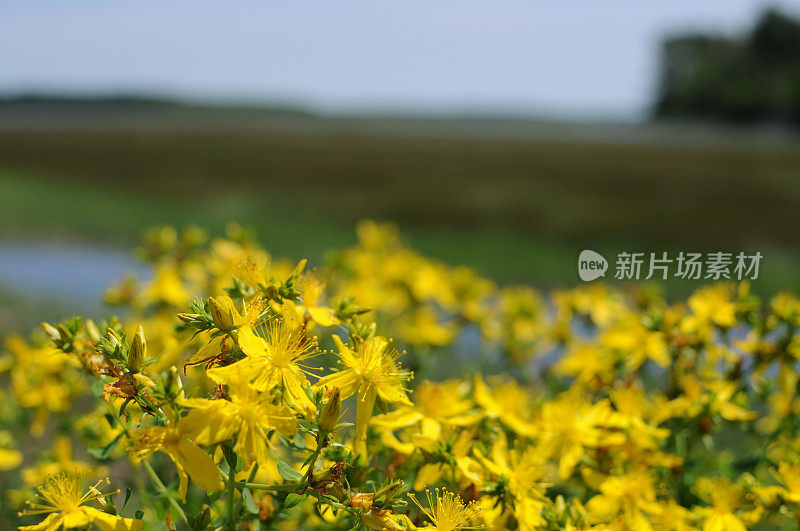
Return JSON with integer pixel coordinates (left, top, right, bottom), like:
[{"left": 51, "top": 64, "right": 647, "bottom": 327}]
[
  {"left": 300, "top": 445, "right": 324, "bottom": 486},
  {"left": 233, "top": 464, "right": 259, "bottom": 518},
  {"left": 142, "top": 460, "right": 188, "bottom": 525},
  {"left": 235, "top": 482, "right": 298, "bottom": 492},
  {"left": 237, "top": 482, "right": 357, "bottom": 518},
  {"left": 225, "top": 462, "right": 238, "bottom": 530}
]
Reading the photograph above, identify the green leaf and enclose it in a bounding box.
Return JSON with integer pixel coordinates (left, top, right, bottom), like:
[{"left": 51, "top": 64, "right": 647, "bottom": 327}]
[
  {"left": 301, "top": 452, "right": 317, "bottom": 468},
  {"left": 88, "top": 433, "right": 123, "bottom": 461},
  {"left": 276, "top": 458, "right": 303, "bottom": 482},
  {"left": 298, "top": 420, "right": 315, "bottom": 431},
  {"left": 122, "top": 488, "right": 132, "bottom": 511},
  {"left": 221, "top": 444, "right": 237, "bottom": 471},
  {"left": 284, "top": 493, "right": 307, "bottom": 509},
  {"left": 242, "top": 488, "right": 260, "bottom": 514},
  {"left": 103, "top": 413, "right": 117, "bottom": 428},
  {"left": 119, "top": 397, "right": 133, "bottom": 417}
]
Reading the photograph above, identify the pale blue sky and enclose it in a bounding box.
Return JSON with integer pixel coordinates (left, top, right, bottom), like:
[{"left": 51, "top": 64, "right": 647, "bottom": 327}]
[{"left": 2, "top": 0, "right": 799, "bottom": 120}]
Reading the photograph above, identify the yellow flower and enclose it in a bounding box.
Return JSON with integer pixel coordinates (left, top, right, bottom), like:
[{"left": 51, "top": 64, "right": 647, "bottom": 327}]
[
  {"left": 653, "top": 378, "right": 756, "bottom": 424},
  {"left": 474, "top": 432, "right": 546, "bottom": 530},
  {"left": 608, "top": 387, "right": 670, "bottom": 451},
  {"left": 18, "top": 471, "right": 142, "bottom": 531},
  {"left": 554, "top": 342, "right": 616, "bottom": 388},
  {"left": 316, "top": 335, "right": 412, "bottom": 456},
  {"left": 474, "top": 375, "right": 536, "bottom": 437},
  {"left": 359, "top": 508, "right": 407, "bottom": 531},
  {"left": 536, "top": 393, "right": 622, "bottom": 480},
  {"left": 770, "top": 292, "right": 800, "bottom": 326},
  {"left": 585, "top": 468, "right": 662, "bottom": 530},
  {"left": 693, "top": 477, "right": 750, "bottom": 531},
  {"left": 179, "top": 366, "right": 298, "bottom": 467},
  {"left": 140, "top": 265, "right": 190, "bottom": 308},
  {"left": 601, "top": 312, "right": 669, "bottom": 370},
  {"left": 410, "top": 429, "right": 481, "bottom": 490},
  {"left": 754, "top": 462, "right": 800, "bottom": 505},
  {"left": 372, "top": 380, "right": 478, "bottom": 444},
  {"left": 129, "top": 421, "right": 223, "bottom": 500},
  {"left": 282, "top": 273, "right": 340, "bottom": 328},
  {"left": 4, "top": 336, "right": 80, "bottom": 437},
  {"left": 216, "top": 317, "right": 319, "bottom": 418},
  {"left": 408, "top": 488, "right": 481, "bottom": 531},
  {"left": 681, "top": 284, "right": 738, "bottom": 336},
  {"left": 0, "top": 429, "right": 22, "bottom": 471},
  {"left": 487, "top": 286, "right": 548, "bottom": 362},
  {"left": 554, "top": 284, "right": 628, "bottom": 329},
  {"left": 395, "top": 307, "right": 457, "bottom": 347},
  {"left": 0, "top": 447, "right": 22, "bottom": 471},
  {"left": 650, "top": 500, "right": 697, "bottom": 531},
  {"left": 356, "top": 220, "right": 399, "bottom": 251},
  {"left": 204, "top": 237, "right": 269, "bottom": 296}
]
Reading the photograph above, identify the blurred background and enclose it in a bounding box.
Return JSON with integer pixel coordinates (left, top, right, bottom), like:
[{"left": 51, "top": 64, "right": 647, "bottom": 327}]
[{"left": 1, "top": 0, "right": 800, "bottom": 332}]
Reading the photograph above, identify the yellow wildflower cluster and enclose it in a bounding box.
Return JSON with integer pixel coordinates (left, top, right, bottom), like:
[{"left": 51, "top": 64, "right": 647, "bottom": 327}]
[{"left": 1, "top": 221, "right": 800, "bottom": 530}]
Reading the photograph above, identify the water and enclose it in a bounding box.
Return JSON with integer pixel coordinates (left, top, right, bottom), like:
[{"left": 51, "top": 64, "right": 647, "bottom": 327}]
[{"left": 0, "top": 240, "right": 151, "bottom": 307}]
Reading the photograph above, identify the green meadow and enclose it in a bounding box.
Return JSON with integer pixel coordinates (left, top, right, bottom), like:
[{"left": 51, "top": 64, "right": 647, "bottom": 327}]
[{"left": 0, "top": 107, "right": 798, "bottom": 297}]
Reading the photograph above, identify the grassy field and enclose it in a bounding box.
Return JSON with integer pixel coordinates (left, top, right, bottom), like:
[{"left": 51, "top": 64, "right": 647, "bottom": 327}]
[{"left": 0, "top": 109, "right": 799, "bottom": 296}]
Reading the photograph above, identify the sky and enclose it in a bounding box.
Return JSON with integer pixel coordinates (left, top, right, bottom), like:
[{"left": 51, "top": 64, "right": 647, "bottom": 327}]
[{"left": 2, "top": 0, "right": 800, "bottom": 120}]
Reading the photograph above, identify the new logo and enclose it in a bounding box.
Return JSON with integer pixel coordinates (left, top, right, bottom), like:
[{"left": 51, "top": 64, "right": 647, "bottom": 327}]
[{"left": 578, "top": 250, "right": 608, "bottom": 281}]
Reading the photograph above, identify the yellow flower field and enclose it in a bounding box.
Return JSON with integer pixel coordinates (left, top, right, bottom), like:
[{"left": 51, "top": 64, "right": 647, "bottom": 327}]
[{"left": 2, "top": 221, "right": 799, "bottom": 530}]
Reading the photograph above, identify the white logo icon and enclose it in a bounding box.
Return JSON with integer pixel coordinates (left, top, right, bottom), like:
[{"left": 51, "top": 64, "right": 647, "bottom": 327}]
[{"left": 578, "top": 250, "right": 608, "bottom": 281}]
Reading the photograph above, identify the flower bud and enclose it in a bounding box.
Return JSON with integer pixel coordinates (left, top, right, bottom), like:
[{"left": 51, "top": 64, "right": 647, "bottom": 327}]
[
  {"left": 350, "top": 492, "right": 374, "bottom": 509},
  {"left": 128, "top": 325, "right": 146, "bottom": 373},
  {"left": 360, "top": 509, "right": 404, "bottom": 531},
  {"left": 41, "top": 322, "right": 60, "bottom": 343},
  {"left": 85, "top": 320, "right": 101, "bottom": 343},
  {"left": 57, "top": 324, "right": 73, "bottom": 342},
  {"left": 177, "top": 312, "right": 201, "bottom": 325},
  {"left": 165, "top": 366, "right": 184, "bottom": 399},
  {"left": 318, "top": 387, "right": 341, "bottom": 432},
  {"left": 209, "top": 297, "right": 234, "bottom": 331},
  {"left": 350, "top": 321, "right": 377, "bottom": 342},
  {"left": 373, "top": 480, "right": 404, "bottom": 508},
  {"left": 133, "top": 373, "right": 155, "bottom": 388},
  {"left": 107, "top": 328, "right": 123, "bottom": 349}
]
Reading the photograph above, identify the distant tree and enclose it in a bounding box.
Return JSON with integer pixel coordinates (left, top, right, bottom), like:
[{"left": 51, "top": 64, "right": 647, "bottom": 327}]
[
  {"left": 751, "top": 9, "right": 800, "bottom": 63},
  {"left": 655, "top": 9, "right": 800, "bottom": 125}
]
